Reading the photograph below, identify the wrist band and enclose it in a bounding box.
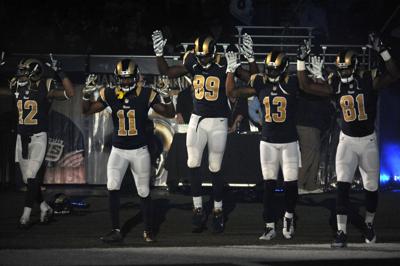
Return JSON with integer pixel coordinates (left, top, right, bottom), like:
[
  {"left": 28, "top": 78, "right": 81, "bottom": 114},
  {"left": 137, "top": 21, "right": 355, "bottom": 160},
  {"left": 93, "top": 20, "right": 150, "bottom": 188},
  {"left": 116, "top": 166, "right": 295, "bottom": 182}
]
[
  {"left": 82, "top": 95, "right": 90, "bottom": 101},
  {"left": 297, "top": 60, "right": 306, "bottom": 71},
  {"left": 247, "top": 57, "right": 255, "bottom": 63},
  {"left": 380, "top": 50, "right": 391, "bottom": 61}
]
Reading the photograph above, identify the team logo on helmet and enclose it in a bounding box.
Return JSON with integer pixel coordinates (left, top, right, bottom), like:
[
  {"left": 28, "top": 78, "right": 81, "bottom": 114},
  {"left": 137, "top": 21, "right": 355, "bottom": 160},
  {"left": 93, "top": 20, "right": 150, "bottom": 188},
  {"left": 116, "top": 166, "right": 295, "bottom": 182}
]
[
  {"left": 264, "top": 51, "right": 289, "bottom": 82},
  {"left": 114, "top": 59, "right": 140, "bottom": 92}
]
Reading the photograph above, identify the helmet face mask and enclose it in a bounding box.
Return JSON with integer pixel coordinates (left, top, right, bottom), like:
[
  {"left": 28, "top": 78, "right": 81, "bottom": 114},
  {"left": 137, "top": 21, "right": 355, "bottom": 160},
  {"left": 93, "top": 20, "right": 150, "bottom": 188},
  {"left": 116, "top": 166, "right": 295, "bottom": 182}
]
[
  {"left": 336, "top": 50, "right": 358, "bottom": 82},
  {"left": 194, "top": 36, "right": 216, "bottom": 69},
  {"left": 264, "top": 51, "right": 288, "bottom": 82},
  {"left": 114, "top": 59, "right": 139, "bottom": 92}
]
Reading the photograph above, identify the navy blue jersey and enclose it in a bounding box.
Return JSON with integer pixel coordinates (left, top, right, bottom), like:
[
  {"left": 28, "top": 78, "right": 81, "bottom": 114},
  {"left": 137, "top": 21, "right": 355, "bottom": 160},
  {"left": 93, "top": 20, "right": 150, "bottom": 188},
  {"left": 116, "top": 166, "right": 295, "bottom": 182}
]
[
  {"left": 251, "top": 74, "right": 299, "bottom": 143},
  {"left": 10, "top": 78, "right": 54, "bottom": 135},
  {"left": 330, "top": 71, "right": 378, "bottom": 137},
  {"left": 183, "top": 51, "right": 229, "bottom": 118},
  {"left": 99, "top": 85, "right": 160, "bottom": 150}
]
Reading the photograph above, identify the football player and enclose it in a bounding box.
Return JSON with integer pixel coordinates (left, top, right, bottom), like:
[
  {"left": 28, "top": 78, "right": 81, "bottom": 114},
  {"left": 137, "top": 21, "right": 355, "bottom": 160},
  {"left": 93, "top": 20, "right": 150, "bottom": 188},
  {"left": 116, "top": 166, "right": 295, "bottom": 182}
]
[
  {"left": 226, "top": 50, "right": 300, "bottom": 240},
  {"left": 82, "top": 59, "right": 175, "bottom": 243},
  {"left": 9, "top": 56, "right": 75, "bottom": 228},
  {"left": 151, "top": 30, "right": 258, "bottom": 233},
  {"left": 296, "top": 34, "right": 400, "bottom": 248}
]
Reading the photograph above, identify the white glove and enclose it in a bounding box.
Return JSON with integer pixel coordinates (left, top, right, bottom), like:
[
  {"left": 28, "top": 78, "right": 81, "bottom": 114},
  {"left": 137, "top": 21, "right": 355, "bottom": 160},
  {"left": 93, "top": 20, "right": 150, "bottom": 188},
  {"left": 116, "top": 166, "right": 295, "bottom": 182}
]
[
  {"left": 240, "top": 33, "right": 255, "bottom": 62},
  {"left": 152, "top": 30, "right": 167, "bottom": 56},
  {"left": 306, "top": 56, "right": 325, "bottom": 80},
  {"left": 225, "top": 51, "right": 241, "bottom": 73},
  {"left": 155, "top": 77, "right": 170, "bottom": 98},
  {"left": 83, "top": 74, "right": 100, "bottom": 95},
  {"left": 45, "top": 53, "right": 62, "bottom": 72}
]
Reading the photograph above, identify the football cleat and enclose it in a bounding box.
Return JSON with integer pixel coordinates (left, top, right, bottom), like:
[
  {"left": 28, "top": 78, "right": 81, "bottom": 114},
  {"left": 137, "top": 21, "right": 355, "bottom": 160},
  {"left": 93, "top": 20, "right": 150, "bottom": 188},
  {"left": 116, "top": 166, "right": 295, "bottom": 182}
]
[
  {"left": 40, "top": 207, "right": 54, "bottom": 224},
  {"left": 212, "top": 209, "right": 224, "bottom": 234},
  {"left": 259, "top": 226, "right": 276, "bottom": 241},
  {"left": 364, "top": 223, "right": 376, "bottom": 244},
  {"left": 192, "top": 207, "right": 206, "bottom": 233},
  {"left": 100, "top": 229, "right": 123, "bottom": 243},
  {"left": 143, "top": 231, "right": 155, "bottom": 242},
  {"left": 331, "top": 230, "right": 347, "bottom": 248},
  {"left": 282, "top": 217, "right": 295, "bottom": 239}
]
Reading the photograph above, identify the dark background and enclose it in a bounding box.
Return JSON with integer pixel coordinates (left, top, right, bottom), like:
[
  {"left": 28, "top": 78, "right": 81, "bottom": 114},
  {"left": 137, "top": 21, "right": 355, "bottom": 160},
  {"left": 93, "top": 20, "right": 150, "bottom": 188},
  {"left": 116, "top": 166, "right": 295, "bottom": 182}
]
[{"left": 1, "top": 0, "right": 399, "bottom": 56}]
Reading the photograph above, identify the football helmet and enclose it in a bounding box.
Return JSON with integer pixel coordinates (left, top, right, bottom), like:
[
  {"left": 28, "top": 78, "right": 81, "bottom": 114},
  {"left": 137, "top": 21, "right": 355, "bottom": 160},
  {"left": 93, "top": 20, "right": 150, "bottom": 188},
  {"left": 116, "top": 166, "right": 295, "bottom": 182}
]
[
  {"left": 264, "top": 51, "right": 289, "bottom": 82},
  {"left": 114, "top": 59, "right": 140, "bottom": 92},
  {"left": 194, "top": 36, "right": 217, "bottom": 69},
  {"left": 335, "top": 50, "right": 358, "bottom": 83},
  {"left": 17, "top": 58, "right": 44, "bottom": 82}
]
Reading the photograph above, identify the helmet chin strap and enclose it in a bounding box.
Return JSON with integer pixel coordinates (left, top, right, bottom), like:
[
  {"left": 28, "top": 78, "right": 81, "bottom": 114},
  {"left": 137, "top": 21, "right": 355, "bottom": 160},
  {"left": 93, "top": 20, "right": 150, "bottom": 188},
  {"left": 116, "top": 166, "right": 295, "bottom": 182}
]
[
  {"left": 17, "top": 79, "right": 30, "bottom": 87},
  {"left": 120, "top": 84, "right": 136, "bottom": 92},
  {"left": 338, "top": 66, "right": 356, "bottom": 84},
  {"left": 267, "top": 76, "right": 280, "bottom": 83},
  {"left": 340, "top": 75, "right": 354, "bottom": 83}
]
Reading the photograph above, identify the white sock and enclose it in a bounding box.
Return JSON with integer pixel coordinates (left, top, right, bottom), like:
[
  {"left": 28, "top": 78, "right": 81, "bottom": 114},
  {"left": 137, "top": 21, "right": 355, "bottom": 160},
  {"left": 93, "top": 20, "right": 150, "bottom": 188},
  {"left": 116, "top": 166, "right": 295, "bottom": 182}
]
[
  {"left": 22, "top": 207, "right": 32, "bottom": 221},
  {"left": 365, "top": 211, "right": 375, "bottom": 224},
  {"left": 40, "top": 201, "right": 50, "bottom": 211},
  {"left": 337, "top": 214, "right": 347, "bottom": 234},
  {"left": 214, "top": 200, "right": 223, "bottom": 211},
  {"left": 193, "top": 196, "right": 202, "bottom": 209},
  {"left": 266, "top": 222, "right": 275, "bottom": 229},
  {"left": 284, "top": 212, "right": 294, "bottom": 219}
]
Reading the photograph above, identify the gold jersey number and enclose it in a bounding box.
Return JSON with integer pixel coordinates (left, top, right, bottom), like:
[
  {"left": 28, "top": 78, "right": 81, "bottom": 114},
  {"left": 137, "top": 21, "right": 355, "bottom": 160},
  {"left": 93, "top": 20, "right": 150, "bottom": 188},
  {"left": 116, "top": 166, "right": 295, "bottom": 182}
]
[
  {"left": 340, "top": 94, "right": 368, "bottom": 122},
  {"left": 17, "top": 100, "right": 38, "bottom": 125},
  {"left": 193, "top": 75, "right": 220, "bottom": 101},
  {"left": 117, "top": 110, "right": 138, "bottom": 136},
  {"left": 263, "top": 96, "right": 287, "bottom": 123}
]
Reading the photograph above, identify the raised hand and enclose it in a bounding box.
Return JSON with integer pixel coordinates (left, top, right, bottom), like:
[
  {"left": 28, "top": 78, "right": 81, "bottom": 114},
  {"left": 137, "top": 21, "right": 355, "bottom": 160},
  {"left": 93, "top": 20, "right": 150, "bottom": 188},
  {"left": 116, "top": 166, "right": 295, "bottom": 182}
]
[
  {"left": 240, "top": 33, "right": 255, "bottom": 62},
  {"left": 154, "top": 76, "right": 170, "bottom": 98},
  {"left": 367, "top": 32, "right": 387, "bottom": 53},
  {"left": 152, "top": 30, "right": 167, "bottom": 56},
  {"left": 306, "top": 56, "right": 325, "bottom": 80},
  {"left": 297, "top": 39, "right": 311, "bottom": 61},
  {"left": 45, "top": 53, "right": 62, "bottom": 72},
  {"left": 83, "top": 74, "right": 100, "bottom": 95},
  {"left": 225, "top": 51, "right": 241, "bottom": 73}
]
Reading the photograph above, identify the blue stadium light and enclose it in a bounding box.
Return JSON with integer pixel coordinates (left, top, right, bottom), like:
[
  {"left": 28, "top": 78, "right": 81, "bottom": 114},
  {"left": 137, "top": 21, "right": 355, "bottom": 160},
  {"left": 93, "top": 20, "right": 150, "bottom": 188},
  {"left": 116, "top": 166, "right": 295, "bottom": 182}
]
[
  {"left": 380, "top": 173, "right": 390, "bottom": 184},
  {"left": 380, "top": 143, "right": 400, "bottom": 187}
]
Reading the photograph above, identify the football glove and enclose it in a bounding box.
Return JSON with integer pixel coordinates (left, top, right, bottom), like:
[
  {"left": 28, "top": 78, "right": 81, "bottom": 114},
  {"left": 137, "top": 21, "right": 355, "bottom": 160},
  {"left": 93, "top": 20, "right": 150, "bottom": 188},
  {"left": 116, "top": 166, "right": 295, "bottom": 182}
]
[
  {"left": 152, "top": 30, "right": 167, "bottom": 56},
  {"left": 297, "top": 39, "right": 311, "bottom": 61},
  {"left": 226, "top": 51, "right": 241, "bottom": 73},
  {"left": 240, "top": 33, "right": 255, "bottom": 62},
  {"left": 307, "top": 56, "right": 325, "bottom": 80}
]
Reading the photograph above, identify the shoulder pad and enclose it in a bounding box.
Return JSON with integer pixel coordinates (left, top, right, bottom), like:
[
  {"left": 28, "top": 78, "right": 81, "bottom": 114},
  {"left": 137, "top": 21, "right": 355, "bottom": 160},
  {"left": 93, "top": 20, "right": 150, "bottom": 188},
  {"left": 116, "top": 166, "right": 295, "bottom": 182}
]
[
  {"left": 327, "top": 73, "right": 335, "bottom": 85},
  {"left": 46, "top": 78, "right": 55, "bottom": 92},
  {"left": 148, "top": 88, "right": 158, "bottom": 107},
  {"left": 100, "top": 87, "right": 107, "bottom": 102},
  {"left": 9, "top": 77, "right": 17, "bottom": 89},
  {"left": 249, "top": 73, "right": 264, "bottom": 87},
  {"left": 183, "top": 51, "right": 194, "bottom": 64},
  {"left": 215, "top": 54, "right": 222, "bottom": 64},
  {"left": 283, "top": 74, "right": 290, "bottom": 84}
]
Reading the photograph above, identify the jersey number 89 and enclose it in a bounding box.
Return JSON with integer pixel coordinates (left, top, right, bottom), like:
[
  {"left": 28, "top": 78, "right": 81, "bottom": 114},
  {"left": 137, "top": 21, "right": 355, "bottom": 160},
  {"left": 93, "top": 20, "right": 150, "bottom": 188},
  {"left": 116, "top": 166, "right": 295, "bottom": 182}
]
[{"left": 193, "top": 75, "right": 220, "bottom": 101}]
